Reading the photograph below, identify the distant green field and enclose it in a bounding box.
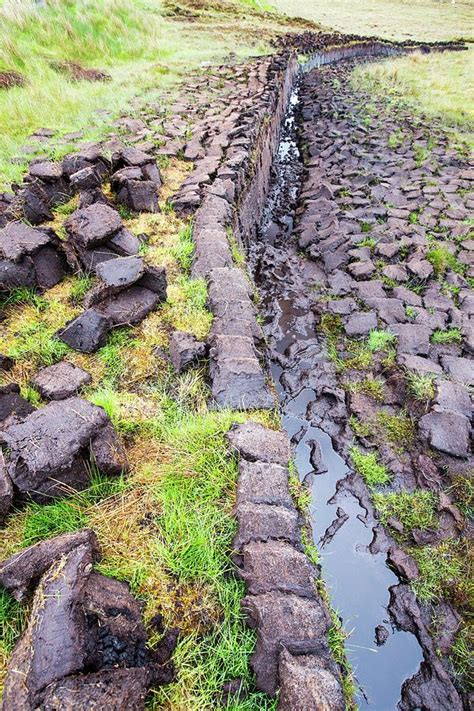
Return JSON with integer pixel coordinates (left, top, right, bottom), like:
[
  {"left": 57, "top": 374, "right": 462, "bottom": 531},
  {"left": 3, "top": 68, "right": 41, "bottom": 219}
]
[{"left": 273, "top": 0, "right": 473, "bottom": 41}]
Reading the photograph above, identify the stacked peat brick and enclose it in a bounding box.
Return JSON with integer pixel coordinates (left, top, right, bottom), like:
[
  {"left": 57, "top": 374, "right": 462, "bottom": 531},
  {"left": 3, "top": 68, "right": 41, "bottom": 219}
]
[{"left": 228, "top": 422, "right": 345, "bottom": 709}]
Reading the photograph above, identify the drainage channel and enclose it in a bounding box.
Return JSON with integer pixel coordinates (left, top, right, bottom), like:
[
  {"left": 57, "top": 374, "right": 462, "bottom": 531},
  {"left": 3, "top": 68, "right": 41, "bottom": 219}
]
[{"left": 249, "top": 72, "right": 424, "bottom": 709}]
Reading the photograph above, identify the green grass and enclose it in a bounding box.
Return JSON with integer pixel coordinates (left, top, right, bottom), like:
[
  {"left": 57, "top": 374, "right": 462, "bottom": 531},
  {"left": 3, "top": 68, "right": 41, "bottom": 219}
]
[
  {"left": 5, "top": 318, "right": 70, "bottom": 366},
  {"left": 344, "top": 377, "right": 385, "bottom": 401},
  {"left": 351, "top": 49, "right": 474, "bottom": 142},
  {"left": 449, "top": 624, "right": 474, "bottom": 691},
  {"left": 173, "top": 222, "right": 195, "bottom": 274},
  {"left": 367, "top": 329, "right": 397, "bottom": 353},
  {"left": 0, "top": 589, "right": 28, "bottom": 660},
  {"left": 349, "top": 446, "right": 391, "bottom": 488},
  {"left": 426, "top": 245, "right": 467, "bottom": 278},
  {"left": 372, "top": 490, "right": 438, "bottom": 536},
  {"left": 274, "top": 0, "right": 473, "bottom": 41},
  {"left": 409, "top": 538, "right": 472, "bottom": 607},
  {"left": 431, "top": 328, "right": 462, "bottom": 345},
  {"left": 405, "top": 371, "right": 436, "bottom": 402}
]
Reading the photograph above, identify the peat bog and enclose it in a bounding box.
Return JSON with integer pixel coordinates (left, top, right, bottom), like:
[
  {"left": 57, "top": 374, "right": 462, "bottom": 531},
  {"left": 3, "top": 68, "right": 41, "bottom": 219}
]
[{"left": 0, "top": 1, "right": 472, "bottom": 710}]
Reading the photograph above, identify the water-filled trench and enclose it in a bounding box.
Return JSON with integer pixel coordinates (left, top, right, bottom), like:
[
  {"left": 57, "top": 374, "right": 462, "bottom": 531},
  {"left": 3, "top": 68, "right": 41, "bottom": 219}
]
[{"left": 249, "top": 76, "right": 424, "bottom": 710}]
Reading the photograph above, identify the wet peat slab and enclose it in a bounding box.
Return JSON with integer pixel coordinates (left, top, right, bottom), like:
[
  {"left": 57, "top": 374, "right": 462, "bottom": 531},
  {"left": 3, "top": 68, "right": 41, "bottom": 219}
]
[{"left": 250, "top": 54, "right": 472, "bottom": 710}]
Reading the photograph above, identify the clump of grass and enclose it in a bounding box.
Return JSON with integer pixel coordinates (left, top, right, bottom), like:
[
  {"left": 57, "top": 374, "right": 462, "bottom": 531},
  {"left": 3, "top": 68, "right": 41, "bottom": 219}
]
[
  {"left": 349, "top": 415, "right": 372, "bottom": 439},
  {"left": 375, "top": 410, "right": 415, "bottom": 449},
  {"left": 19, "top": 383, "right": 42, "bottom": 408},
  {"left": 97, "top": 327, "right": 134, "bottom": 386},
  {"left": 0, "top": 287, "right": 48, "bottom": 312},
  {"left": 69, "top": 275, "right": 94, "bottom": 305},
  {"left": 22, "top": 499, "right": 87, "bottom": 546},
  {"left": 289, "top": 474, "right": 312, "bottom": 513},
  {"left": 367, "top": 329, "right": 396, "bottom": 353},
  {"left": 372, "top": 490, "right": 438, "bottom": 536},
  {"left": 6, "top": 319, "right": 70, "bottom": 366},
  {"left": 409, "top": 538, "right": 472, "bottom": 606},
  {"left": 406, "top": 371, "right": 437, "bottom": 402},
  {"left": 164, "top": 274, "right": 212, "bottom": 340},
  {"left": 431, "top": 328, "right": 462, "bottom": 345},
  {"left": 0, "top": 589, "right": 28, "bottom": 659},
  {"left": 357, "top": 236, "right": 377, "bottom": 250},
  {"left": 405, "top": 305, "right": 418, "bottom": 320},
  {"left": 449, "top": 624, "right": 474, "bottom": 690},
  {"left": 227, "top": 227, "right": 246, "bottom": 267},
  {"left": 345, "top": 377, "right": 385, "bottom": 401},
  {"left": 173, "top": 222, "right": 194, "bottom": 274},
  {"left": 426, "top": 245, "right": 466, "bottom": 278},
  {"left": 349, "top": 446, "right": 391, "bottom": 488},
  {"left": 448, "top": 475, "right": 474, "bottom": 520}
]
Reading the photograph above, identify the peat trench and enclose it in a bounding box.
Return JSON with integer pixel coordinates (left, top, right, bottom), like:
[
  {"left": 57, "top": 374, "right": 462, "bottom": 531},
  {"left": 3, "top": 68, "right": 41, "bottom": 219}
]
[
  {"left": 0, "top": 30, "right": 471, "bottom": 710},
  {"left": 246, "top": 54, "right": 472, "bottom": 709}
]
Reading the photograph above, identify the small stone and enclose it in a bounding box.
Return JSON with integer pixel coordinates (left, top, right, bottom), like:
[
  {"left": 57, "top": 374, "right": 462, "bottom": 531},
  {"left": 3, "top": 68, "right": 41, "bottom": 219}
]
[
  {"left": 407, "top": 258, "right": 433, "bottom": 279},
  {"left": 169, "top": 331, "right": 206, "bottom": 373},
  {"left": 398, "top": 355, "right": 443, "bottom": 376},
  {"left": 237, "top": 460, "right": 292, "bottom": 508},
  {"left": 344, "top": 311, "right": 377, "bottom": 336},
  {"left": 64, "top": 203, "right": 122, "bottom": 248},
  {"left": 32, "top": 361, "right": 91, "bottom": 400},
  {"left": 69, "top": 166, "right": 101, "bottom": 192},
  {"left": 0, "top": 529, "right": 100, "bottom": 602},
  {"left": 391, "top": 324, "right": 432, "bottom": 355},
  {"left": 348, "top": 259, "right": 375, "bottom": 278},
  {"left": 96, "top": 286, "right": 160, "bottom": 326},
  {"left": 58, "top": 309, "right": 111, "bottom": 353},
  {"left": 375, "top": 624, "right": 390, "bottom": 646},
  {"left": 137, "top": 265, "right": 167, "bottom": 299},
  {"left": 90, "top": 423, "right": 128, "bottom": 476},
  {"left": 0, "top": 383, "right": 34, "bottom": 427},
  {"left": 387, "top": 546, "right": 419, "bottom": 581},
  {"left": 0, "top": 452, "right": 13, "bottom": 525},
  {"left": 243, "top": 591, "right": 331, "bottom": 695},
  {"left": 95, "top": 255, "right": 144, "bottom": 289},
  {"left": 392, "top": 286, "right": 422, "bottom": 307},
  {"left": 239, "top": 540, "right": 316, "bottom": 598},
  {"left": 0, "top": 222, "right": 52, "bottom": 262},
  {"left": 419, "top": 409, "right": 470, "bottom": 458},
  {"left": 107, "top": 228, "right": 141, "bottom": 256},
  {"left": 211, "top": 357, "right": 273, "bottom": 410},
  {"left": 383, "top": 264, "right": 409, "bottom": 282},
  {"left": 29, "top": 161, "right": 63, "bottom": 181},
  {"left": 0, "top": 354, "right": 13, "bottom": 371},
  {"left": 441, "top": 355, "right": 474, "bottom": 387},
  {"left": 234, "top": 502, "right": 300, "bottom": 550},
  {"left": 435, "top": 380, "right": 471, "bottom": 418}
]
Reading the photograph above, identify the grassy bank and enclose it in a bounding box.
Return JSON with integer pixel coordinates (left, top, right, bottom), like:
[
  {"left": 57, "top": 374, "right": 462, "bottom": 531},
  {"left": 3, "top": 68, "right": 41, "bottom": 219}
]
[{"left": 351, "top": 48, "right": 474, "bottom": 142}]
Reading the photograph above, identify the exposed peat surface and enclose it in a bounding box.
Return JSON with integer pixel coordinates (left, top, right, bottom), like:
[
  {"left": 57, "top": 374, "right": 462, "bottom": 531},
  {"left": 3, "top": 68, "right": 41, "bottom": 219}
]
[{"left": 0, "top": 17, "right": 472, "bottom": 711}]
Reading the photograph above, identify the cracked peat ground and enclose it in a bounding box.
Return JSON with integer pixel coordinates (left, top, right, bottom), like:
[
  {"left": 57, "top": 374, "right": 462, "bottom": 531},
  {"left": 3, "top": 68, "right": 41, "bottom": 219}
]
[{"left": 252, "top": 57, "right": 473, "bottom": 710}]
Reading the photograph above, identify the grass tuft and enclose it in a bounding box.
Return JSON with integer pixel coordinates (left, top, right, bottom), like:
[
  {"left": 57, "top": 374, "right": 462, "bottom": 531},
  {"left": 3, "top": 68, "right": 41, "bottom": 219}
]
[
  {"left": 372, "top": 490, "right": 438, "bottom": 536},
  {"left": 349, "top": 446, "right": 391, "bottom": 488}
]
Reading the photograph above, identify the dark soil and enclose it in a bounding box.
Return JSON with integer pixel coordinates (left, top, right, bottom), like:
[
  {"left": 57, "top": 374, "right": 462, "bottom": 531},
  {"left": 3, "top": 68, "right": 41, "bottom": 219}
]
[
  {"left": 52, "top": 61, "right": 111, "bottom": 82},
  {"left": 0, "top": 71, "right": 25, "bottom": 89}
]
